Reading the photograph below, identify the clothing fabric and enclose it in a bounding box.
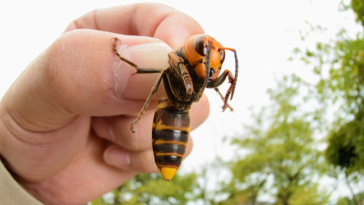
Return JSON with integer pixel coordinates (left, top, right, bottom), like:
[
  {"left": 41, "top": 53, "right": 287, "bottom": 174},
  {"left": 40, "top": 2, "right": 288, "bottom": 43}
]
[{"left": 0, "top": 159, "right": 43, "bottom": 205}]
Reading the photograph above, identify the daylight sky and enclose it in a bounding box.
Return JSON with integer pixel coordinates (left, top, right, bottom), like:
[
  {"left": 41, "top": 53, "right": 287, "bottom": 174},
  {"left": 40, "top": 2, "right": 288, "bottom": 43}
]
[{"left": 0, "top": 0, "right": 362, "bottom": 201}]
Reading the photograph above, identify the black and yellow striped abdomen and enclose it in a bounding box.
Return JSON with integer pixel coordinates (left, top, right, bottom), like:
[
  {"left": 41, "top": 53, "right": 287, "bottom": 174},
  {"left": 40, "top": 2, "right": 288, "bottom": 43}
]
[{"left": 152, "top": 98, "right": 190, "bottom": 181}]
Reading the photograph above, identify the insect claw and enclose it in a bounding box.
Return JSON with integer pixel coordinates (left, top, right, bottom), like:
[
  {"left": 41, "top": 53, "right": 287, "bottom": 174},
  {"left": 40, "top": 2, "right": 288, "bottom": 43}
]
[
  {"left": 112, "top": 37, "right": 119, "bottom": 43},
  {"left": 130, "top": 124, "right": 136, "bottom": 133},
  {"left": 221, "top": 106, "right": 226, "bottom": 112},
  {"left": 222, "top": 103, "right": 234, "bottom": 112}
]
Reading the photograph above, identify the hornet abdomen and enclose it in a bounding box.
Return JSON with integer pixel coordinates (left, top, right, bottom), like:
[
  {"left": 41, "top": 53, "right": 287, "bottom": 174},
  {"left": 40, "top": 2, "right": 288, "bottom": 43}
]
[{"left": 152, "top": 98, "right": 190, "bottom": 181}]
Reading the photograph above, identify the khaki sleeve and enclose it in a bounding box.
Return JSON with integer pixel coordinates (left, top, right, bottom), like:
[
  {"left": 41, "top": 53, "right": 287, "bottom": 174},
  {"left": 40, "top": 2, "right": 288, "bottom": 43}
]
[{"left": 0, "top": 159, "right": 43, "bottom": 205}]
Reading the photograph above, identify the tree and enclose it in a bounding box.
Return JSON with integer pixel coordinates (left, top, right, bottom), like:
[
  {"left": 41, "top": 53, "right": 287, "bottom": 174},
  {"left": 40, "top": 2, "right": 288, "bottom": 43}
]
[
  {"left": 352, "top": 0, "right": 364, "bottom": 28},
  {"left": 295, "top": 1, "right": 364, "bottom": 204},
  {"left": 225, "top": 75, "right": 329, "bottom": 205}
]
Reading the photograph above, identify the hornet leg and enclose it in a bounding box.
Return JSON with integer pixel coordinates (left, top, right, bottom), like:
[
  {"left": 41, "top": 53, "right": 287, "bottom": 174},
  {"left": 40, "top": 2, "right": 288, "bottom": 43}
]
[
  {"left": 214, "top": 88, "right": 233, "bottom": 111},
  {"left": 207, "top": 69, "right": 235, "bottom": 111},
  {"left": 130, "top": 71, "right": 165, "bottom": 133},
  {"left": 112, "top": 37, "right": 165, "bottom": 133}
]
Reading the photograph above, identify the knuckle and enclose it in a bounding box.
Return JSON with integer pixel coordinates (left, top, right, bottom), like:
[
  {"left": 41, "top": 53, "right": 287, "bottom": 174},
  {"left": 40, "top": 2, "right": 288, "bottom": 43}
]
[{"left": 45, "top": 30, "right": 92, "bottom": 96}]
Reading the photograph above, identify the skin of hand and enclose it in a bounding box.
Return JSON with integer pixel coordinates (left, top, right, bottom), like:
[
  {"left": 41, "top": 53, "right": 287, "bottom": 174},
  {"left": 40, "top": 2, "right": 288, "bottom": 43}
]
[{"left": 0, "top": 3, "right": 209, "bottom": 205}]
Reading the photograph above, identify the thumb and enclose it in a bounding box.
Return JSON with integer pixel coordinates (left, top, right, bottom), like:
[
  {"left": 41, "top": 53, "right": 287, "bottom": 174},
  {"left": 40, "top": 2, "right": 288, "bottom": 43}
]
[{"left": 0, "top": 29, "right": 173, "bottom": 132}]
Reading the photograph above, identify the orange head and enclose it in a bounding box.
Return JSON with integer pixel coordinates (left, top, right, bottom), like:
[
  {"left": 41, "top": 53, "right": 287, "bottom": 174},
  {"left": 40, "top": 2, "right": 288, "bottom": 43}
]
[{"left": 184, "top": 34, "right": 225, "bottom": 83}]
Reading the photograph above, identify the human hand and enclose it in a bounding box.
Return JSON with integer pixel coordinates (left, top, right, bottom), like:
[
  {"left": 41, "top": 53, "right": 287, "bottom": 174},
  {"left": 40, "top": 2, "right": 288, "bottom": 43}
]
[{"left": 0, "top": 3, "right": 209, "bottom": 204}]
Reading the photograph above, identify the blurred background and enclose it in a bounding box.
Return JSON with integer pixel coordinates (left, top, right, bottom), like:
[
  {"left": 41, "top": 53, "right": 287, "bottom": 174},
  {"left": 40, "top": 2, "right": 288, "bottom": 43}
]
[{"left": 1, "top": 0, "right": 364, "bottom": 204}]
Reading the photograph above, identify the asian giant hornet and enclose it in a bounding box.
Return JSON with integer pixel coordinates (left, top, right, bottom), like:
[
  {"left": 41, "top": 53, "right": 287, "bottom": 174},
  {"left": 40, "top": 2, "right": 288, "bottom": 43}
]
[{"left": 112, "top": 35, "right": 238, "bottom": 181}]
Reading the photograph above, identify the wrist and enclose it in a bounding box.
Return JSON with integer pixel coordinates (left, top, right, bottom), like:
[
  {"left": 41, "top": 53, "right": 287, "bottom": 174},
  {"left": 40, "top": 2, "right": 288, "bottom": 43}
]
[{"left": 0, "top": 157, "right": 43, "bottom": 205}]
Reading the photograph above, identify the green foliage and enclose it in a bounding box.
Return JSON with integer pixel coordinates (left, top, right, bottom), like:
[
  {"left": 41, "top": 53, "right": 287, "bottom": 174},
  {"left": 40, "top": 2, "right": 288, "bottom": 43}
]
[
  {"left": 298, "top": 31, "right": 364, "bottom": 175},
  {"left": 296, "top": 6, "right": 364, "bottom": 174},
  {"left": 91, "top": 172, "right": 200, "bottom": 205},
  {"left": 337, "top": 197, "right": 350, "bottom": 205},
  {"left": 227, "top": 75, "right": 329, "bottom": 205},
  {"left": 291, "top": 1, "right": 364, "bottom": 203},
  {"left": 286, "top": 184, "right": 331, "bottom": 205},
  {"left": 337, "top": 192, "right": 364, "bottom": 205},
  {"left": 352, "top": 0, "right": 364, "bottom": 27},
  {"left": 325, "top": 107, "right": 364, "bottom": 173},
  {"left": 307, "top": 34, "right": 364, "bottom": 112}
]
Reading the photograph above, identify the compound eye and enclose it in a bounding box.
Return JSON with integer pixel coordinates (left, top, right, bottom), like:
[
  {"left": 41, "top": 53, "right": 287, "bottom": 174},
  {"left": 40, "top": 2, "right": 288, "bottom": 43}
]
[
  {"left": 194, "top": 36, "right": 207, "bottom": 56},
  {"left": 220, "top": 50, "right": 226, "bottom": 63}
]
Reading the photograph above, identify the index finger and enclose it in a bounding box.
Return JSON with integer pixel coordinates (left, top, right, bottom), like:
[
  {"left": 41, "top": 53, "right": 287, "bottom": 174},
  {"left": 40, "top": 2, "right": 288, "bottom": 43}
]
[{"left": 64, "top": 3, "right": 204, "bottom": 49}]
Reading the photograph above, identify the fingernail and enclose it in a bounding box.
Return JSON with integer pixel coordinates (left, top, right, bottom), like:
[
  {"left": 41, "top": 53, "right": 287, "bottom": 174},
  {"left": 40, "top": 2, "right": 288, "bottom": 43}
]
[
  {"left": 92, "top": 118, "right": 116, "bottom": 142},
  {"left": 112, "top": 42, "right": 172, "bottom": 99},
  {"left": 104, "top": 145, "right": 131, "bottom": 168},
  {"left": 107, "top": 118, "right": 115, "bottom": 142},
  {"left": 122, "top": 43, "right": 173, "bottom": 69}
]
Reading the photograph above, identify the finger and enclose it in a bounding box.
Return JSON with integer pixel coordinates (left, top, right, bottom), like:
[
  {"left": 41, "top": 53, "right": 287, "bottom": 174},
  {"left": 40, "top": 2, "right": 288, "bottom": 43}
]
[
  {"left": 190, "top": 95, "right": 210, "bottom": 130},
  {"left": 2, "top": 30, "right": 174, "bottom": 131},
  {"left": 64, "top": 3, "right": 204, "bottom": 49},
  {"left": 92, "top": 95, "right": 209, "bottom": 151},
  {"left": 92, "top": 111, "right": 156, "bottom": 152},
  {"left": 103, "top": 135, "right": 193, "bottom": 173},
  {"left": 21, "top": 134, "right": 138, "bottom": 204},
  {"left": 103, "top": 144, "right": 158, "bottom": 173},
  {"left": 0, "top": 114, "right": 91, "bottom": 182}
]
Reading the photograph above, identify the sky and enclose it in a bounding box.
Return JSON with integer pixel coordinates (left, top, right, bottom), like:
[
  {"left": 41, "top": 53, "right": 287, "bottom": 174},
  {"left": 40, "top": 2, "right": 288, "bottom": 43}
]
[{"left": 0, "top": 0, "right": 362, "bottom": 202}]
